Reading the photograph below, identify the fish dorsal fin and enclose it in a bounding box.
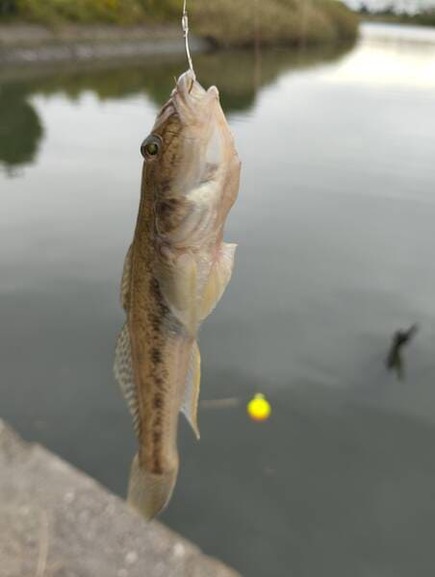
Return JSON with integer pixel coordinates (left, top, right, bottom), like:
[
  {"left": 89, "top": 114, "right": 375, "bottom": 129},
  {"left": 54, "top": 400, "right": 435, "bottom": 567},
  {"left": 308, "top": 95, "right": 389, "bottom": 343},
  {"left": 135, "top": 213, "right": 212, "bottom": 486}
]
[
  {"left": 120, "top": 244, "right": 133, "bottom": 312},
  {"left": 200, "top": 242, "right": 236, "bottom": 321},
  {"left": 180, "top": 341, "right": 201, "bottom": 439},
  {"left": 113, "top": 323, "right": 140, "bottom": 436},
  {"left": 157, "top": 252, "right": 198, "bottom": 335}
]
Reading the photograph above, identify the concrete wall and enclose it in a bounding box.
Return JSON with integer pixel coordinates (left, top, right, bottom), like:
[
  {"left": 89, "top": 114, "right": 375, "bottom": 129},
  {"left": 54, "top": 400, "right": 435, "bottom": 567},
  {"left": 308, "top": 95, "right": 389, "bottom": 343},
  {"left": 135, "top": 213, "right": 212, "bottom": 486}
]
[
  {"left": 0, "top": 24, "right": 209, "bottom": 64},
  {"left": 0, "top": 420, "right": 241, "bottom": 577}
]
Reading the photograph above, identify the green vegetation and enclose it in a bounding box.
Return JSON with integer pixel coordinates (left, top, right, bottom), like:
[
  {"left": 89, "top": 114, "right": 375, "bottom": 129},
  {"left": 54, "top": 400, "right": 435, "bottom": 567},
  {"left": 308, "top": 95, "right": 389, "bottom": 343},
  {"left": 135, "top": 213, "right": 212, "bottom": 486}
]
[
  {"left": 411, "top": 10, "right": 435, "bottom": 26},
  {"left": 1, "top": 0, "right": 358, "bottom": 46},
  {"left": 193, "top": 0, "right": 359, "bottom": 47},
  {"left": 362, "top": 8, "right": 435, "bottom": 28},
  {"left": 10, "top": 0, "right": 145, "bottom": 25}
]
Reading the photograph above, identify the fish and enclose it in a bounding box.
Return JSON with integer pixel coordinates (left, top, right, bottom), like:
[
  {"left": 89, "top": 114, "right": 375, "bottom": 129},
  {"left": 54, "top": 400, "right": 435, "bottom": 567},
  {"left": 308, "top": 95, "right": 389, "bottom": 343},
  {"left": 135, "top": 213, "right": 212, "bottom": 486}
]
[{"left": 113, "top": 69, "right": 241, "bottom": 520}]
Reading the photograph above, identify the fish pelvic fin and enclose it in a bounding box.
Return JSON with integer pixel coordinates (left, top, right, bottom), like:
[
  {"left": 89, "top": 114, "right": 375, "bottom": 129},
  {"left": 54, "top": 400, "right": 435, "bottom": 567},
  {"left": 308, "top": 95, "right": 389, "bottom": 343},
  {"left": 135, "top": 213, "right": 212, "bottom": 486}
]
[
  {"left": 127, "top": 453, "right": 178, "bottom": 521},
  {"left": 180, "top": 341, "right": 201, "bottom": 439}
]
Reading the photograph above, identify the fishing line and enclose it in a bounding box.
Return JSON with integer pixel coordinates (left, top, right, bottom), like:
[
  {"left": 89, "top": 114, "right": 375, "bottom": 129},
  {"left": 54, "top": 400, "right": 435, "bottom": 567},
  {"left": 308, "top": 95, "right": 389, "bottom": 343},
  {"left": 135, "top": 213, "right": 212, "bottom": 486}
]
[{"left": 182, "top": 0, "right": 195, "bottom": 75}]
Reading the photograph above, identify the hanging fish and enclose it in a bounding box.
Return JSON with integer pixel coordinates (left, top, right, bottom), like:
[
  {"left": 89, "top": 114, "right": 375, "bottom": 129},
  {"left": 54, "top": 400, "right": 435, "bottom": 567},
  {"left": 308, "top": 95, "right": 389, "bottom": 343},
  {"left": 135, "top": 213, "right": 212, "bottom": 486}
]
[{"left": 114, "top": 69, "right": 241, "bottom": 520}]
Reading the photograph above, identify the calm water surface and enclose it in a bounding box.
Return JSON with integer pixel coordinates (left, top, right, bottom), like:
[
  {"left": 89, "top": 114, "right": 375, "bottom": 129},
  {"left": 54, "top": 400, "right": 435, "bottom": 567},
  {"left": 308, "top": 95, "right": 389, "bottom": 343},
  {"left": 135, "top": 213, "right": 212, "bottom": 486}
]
[{"left": 2, "top": 23, "right": 435, "bottom": 577}]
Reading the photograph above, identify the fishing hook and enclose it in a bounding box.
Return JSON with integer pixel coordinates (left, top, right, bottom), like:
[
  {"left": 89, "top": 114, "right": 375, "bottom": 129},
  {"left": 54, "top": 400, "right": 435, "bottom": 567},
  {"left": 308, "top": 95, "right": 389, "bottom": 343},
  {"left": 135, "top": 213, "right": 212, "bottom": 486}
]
[{"left": 182, "top": 0, "right": 195, "bottom": 77}]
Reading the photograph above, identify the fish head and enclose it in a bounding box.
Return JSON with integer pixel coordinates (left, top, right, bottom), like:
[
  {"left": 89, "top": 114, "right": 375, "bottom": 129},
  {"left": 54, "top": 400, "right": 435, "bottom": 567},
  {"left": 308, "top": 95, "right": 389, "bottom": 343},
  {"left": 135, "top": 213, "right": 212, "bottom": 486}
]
[{"left": 140, "top": 70, "right": 241, "bottom": 244}]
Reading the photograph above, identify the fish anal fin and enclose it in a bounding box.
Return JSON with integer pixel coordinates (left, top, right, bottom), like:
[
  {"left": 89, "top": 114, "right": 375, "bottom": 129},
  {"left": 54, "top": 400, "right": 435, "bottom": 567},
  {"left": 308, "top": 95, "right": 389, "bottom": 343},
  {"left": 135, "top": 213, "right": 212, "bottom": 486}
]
[
  {"left": 113, "top": 323, "right": 140, "bottom": 436},
  {"left": 120, "top": 244, "right": 133, "bottom": 311},
  {"left": 180, "top": 341, "right": 201, "bottom": 439},
  {"left": 157, "top": 252, "right": 198, "bottom": 335},
  {"left": 200, "top": 242, "right": 236, "bottom": 321}
]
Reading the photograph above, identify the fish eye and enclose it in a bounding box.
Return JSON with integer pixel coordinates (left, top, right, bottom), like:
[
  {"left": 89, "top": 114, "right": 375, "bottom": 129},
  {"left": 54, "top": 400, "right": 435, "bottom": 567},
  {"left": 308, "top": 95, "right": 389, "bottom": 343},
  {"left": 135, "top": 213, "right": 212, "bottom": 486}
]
[{"left": 140, "top": 135, "right": 161, "bottom": 159}]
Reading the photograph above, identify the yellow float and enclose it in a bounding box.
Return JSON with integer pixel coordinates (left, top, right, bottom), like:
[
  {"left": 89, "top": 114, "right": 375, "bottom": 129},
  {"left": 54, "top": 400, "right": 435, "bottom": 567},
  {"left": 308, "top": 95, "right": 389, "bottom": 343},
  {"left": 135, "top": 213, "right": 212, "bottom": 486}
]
[{"left": 247, "top": 394, "right": 271, "bottom": 421}]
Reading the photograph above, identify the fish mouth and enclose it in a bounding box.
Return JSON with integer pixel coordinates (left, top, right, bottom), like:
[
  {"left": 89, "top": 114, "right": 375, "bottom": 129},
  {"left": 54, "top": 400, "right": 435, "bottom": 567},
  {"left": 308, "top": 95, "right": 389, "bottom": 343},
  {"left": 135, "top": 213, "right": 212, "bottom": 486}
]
[
  {"left": 172, "top": 70, "right": 218, "bottom": 124},
  {"left": 174, "top": 69, "right": 206, "bottom": 101},
  {"left": 153, "top": 70, "right": 214, "bottom": 130}
]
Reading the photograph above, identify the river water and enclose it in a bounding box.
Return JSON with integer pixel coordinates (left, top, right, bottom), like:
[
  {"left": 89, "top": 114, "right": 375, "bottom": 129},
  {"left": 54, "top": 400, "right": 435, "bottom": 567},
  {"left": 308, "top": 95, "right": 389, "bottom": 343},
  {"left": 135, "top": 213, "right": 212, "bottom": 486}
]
[{"left": 1, "top": 23, "right": 435, "bottom": 577}]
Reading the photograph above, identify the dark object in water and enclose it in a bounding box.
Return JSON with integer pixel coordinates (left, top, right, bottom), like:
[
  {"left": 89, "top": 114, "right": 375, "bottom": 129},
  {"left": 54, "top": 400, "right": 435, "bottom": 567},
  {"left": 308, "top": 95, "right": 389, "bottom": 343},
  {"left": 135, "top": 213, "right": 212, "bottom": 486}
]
[{"left": 385, "top": 324, "right": 419, "bottom": 380}]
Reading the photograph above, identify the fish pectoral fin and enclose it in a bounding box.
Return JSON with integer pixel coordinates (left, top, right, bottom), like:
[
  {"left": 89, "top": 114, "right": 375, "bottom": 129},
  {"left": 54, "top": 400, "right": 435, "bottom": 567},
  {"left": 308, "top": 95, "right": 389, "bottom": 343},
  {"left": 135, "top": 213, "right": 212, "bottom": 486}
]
[
  {"left": 120, "top": 244, "right": 133, "bottom": 311},
  {"left": 180, "top": 341, "right": 201, "bottom": 439},
  {"left": 113, "top": 323, "right": 140, "bottom": 436},
  {"left": 200, "top": 242, "right": 237, "bottom": 321},
  {"left": 157, "top": 252, "right": 198, "bottom": 335}
]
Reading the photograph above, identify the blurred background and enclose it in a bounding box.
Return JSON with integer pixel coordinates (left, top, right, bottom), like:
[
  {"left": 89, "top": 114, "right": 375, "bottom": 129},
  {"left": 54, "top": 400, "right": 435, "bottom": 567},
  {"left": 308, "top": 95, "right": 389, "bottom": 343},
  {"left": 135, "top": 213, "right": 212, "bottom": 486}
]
[{"left": 1, "top": 1, "right": 435, "bottom": 576}]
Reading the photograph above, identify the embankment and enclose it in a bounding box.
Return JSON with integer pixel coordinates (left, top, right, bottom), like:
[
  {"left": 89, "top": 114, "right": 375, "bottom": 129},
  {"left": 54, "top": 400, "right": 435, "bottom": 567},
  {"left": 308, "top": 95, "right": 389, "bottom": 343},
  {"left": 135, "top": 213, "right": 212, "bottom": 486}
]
[
  {"left": 0, "top": 0, "right": 359, "bottom": 57},
  {"left": 0, "top": 419, "right": 241, "bottom": 577}
]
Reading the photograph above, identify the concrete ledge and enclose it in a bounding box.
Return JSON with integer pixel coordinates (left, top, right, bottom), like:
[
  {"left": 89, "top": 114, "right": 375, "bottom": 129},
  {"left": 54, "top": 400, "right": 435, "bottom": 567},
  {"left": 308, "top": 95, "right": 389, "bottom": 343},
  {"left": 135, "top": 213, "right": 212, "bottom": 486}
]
[
  {"left": 0, "top": 420, "right": 241, "bottom": 577},
  {"left": 0, "top": 24, "right": 209, "bottom": 64}
]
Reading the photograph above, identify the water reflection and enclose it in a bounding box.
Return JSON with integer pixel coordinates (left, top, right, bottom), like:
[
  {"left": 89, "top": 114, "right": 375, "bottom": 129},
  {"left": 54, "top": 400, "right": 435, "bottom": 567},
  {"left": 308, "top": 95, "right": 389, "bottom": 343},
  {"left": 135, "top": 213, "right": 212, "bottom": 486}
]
[
  {"left": 2, "top": 25, "right": 435, "bottom": 577},
  {"left": 0, "top": 42, "right": 353, "bottom": 171},
  {"left": 0, "top": 85, "right": 43, "bottom": 173},
  {"left": 321, "top": 23, "right": 435, "bottom": 87}
]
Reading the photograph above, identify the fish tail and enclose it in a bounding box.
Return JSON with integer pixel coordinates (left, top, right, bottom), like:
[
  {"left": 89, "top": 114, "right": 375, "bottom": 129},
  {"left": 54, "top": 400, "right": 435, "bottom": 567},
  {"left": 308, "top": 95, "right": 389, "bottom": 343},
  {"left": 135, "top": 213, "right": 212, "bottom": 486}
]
[{"left": 127, "top": 453, "right": 178, "bottom": 520}]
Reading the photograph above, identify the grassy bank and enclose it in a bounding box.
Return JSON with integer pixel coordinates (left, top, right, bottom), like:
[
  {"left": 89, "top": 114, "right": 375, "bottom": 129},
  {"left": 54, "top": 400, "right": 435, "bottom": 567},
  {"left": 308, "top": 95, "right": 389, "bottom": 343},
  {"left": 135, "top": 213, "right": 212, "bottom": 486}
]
[
  {"left": 193, "top": 0, "right": 359, "bottom": 47},
  {"left": 0, "top": 0, "right": 359, "bottom": 47},
  {"left": 362, "top": 10, "right": 435, "bottom": 28}
]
